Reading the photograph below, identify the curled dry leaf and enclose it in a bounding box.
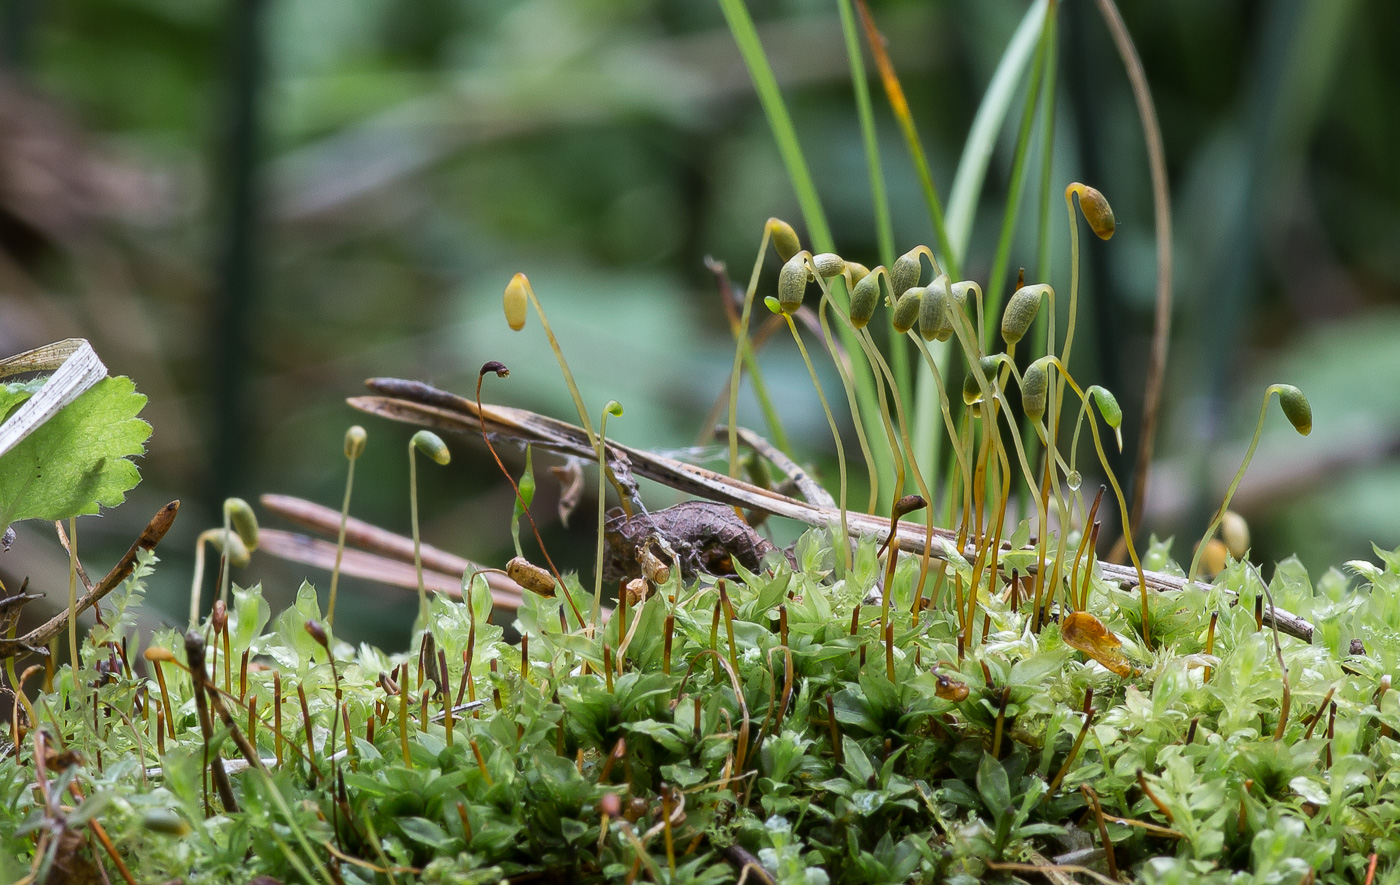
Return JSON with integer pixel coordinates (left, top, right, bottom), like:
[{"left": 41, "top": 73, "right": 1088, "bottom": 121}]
[
  {"left": 1061, "top": 611, "right": 1137, "bottom": 678},
  {"left": 549, "top": 459, "right": 585, "bottom": 528}
]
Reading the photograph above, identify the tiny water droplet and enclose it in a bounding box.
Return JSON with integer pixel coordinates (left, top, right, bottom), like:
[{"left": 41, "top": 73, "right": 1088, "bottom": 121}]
[{"left": 1066, "top": 470, "right": 1082, "bottom": 491}]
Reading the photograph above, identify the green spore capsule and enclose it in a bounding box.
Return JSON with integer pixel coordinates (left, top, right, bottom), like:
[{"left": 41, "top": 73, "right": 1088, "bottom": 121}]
[
  {"left": 891, "top": 249, "right": 923, "bottom": 297},
  {"left": 1089, "top": 386, "right": 1124, "bottom": 449},
  {"left": 778, "top": 252, "right": 812, "bottom": 314},
  {"left": 849, "top": 269, "right": 882, "bottom": 329},
  {"left": 1001, "top": 284, "right": 1045, "bottom": 346},
  {"left": 1275, "top": 384, "right": 1312, "bottom": 435},
  {"left": 892, "top": 288, "right": 923, "bottom": 334},
  {"left": 768, "top": 218, "right": 801, "bottom": 263},
  {"left": 224, "top": 497, "right": 259, "bottom": 552},
  {"left": 411, "top": 430, "right": 451, "bottom": 465},
  {"left": 1022, "top": 358, "right": 1049, "bottom": 422},
  {"left": 918, "top": 274, "right": 953, "bottom": 342},
  {"left": 344, "top": 425, "right": 367, "bottom": 460},
  {"left": 812, "top": 252, "right": 845, "bottom": 278}
]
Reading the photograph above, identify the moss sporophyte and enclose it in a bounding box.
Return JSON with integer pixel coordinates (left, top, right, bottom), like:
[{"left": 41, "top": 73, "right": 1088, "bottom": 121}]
[{"left": 3, "top": 2, "right": 1387, "bottom": 881}]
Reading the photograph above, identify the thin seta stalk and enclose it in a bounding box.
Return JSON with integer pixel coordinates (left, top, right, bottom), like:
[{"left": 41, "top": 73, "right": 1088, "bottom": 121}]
[
  {"left": 326, "top": 426, "right": 366, "bottom": 628},
  {"left": 409, "top": 430, "right": 450, "bottom": 630}
]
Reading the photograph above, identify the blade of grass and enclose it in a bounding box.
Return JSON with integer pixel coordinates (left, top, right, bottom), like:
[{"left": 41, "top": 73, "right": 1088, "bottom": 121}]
[
  {"left": 1021, "top": 5, "right": 1060, "bottom": 523},
  {"left": 720, "top": 0, "right": 893, "bottom": 497},
  {"left": 945, "top": 0, "right": 1050, "bottom": 261},
  {"left": 854, "top": 0, "right": 961, "bottom": 507},
  {"left": 983, "top": 1, "right": 1058, "bottom": 346},
  {"left": 839, "top": 0, "right": 908, "bottom": 469},
  {"left": 854, "top": 0, "right": 957, "bottom": 275}
]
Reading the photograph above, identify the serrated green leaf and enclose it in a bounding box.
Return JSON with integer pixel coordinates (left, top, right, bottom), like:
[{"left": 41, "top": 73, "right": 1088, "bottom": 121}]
[{"left": 0, "top": 375, "right": 150, "bottom": 531}]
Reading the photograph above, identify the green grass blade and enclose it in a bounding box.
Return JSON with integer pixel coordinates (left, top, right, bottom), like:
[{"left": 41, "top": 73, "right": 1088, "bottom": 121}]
[
  {"left": 945, "top": 0, "right": 1048, "bottom": 262},
  {"left": 983, "top": 2, "right": 1057, "bottom": 345},
  {"left": 840, "top": 0, "right": 905, "bottom": 506},
  {"left": 720, "top": 0, "right": 893, "bottom": 498},
  {"left": 912, "top": 0, "right": 1049, "bottom": 500},
  {"left": 718, "top": 0, "right": 833, "bottom": 253}
]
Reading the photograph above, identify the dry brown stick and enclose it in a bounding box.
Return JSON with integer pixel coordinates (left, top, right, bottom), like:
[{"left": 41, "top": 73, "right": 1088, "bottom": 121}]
[
  {"left": 184, "top": 631, "right": 238, "bottom": 814},
  {"left": 1, "top": 501, "right": 179, "bottom": 656},
  {"left": 258, "top": 493, "right": 525, "bottom": 598},
  {"left": 256, "top": 527, "right": 523, "bottom": 610},
  {"left": 350, "top": 381, "right": 1328, "bottom": 645}
]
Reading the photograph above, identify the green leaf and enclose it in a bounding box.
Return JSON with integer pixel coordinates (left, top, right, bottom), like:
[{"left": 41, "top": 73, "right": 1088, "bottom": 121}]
[
  {"left": 976, "top": 753, "right": 1011, "bottom": 820},
  {"left": 0, "top": 375, "right": 150, "bottom": 531},
  {"left": 399, "top": 816, "right": 454, "bottom": 850}
]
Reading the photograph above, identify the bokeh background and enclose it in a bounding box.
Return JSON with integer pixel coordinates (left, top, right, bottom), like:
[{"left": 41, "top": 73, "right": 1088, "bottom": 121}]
[{"left": 2, "top": 0, "right": 1398, "bottom": 652}]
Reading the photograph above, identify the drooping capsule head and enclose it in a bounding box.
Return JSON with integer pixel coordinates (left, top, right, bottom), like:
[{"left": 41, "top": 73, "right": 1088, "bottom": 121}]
[
  {"left": 777, "top": 252, "right": 812, "bottom": 315},
  {"left": 504, "top": 273, "right": 530, "bottom": 331},
  {"left": 767, "top": 218, "right": 801, "bottom": 263},
  {"left": 1069, "top": 184, "right": 1116, "bottom": 240},
  {"left": 962, "top": 355, "right": 999, "bottom": 406},
  {"left": 849, "top": 269, "right": 882, "bottom": 329},
  {"left": 918, "top": 274, "right": 953, "bottom": 342},
  {"left": 1089, "top": 386, "right": 1124, "bottom": 449},
  {"left": 1022, "top": 358, "right": 1049, "bottom": 423},
  {"left": 963, "top": 370, "right": 983, "bottom": 406},
  {"left": 603, "top": 400, "right": 624, "bottom": 419},
  {"left": 1001, "top": 284, "right": 1045, "bottom": 346},
  {"left": 892, "top": 288, "right": 923, "bottom": 335},
  {"left": 1221, "top": 510, "right": 1250, "bottom": 560},
  {"left": 223, "top": 497, "right": 259, "bottom": 552},
  {"left": 411, "top": 430, "right": 451, "bottom": 465},
  {"left": 344, "top": 425, "right": 367, "bottom": 461},
  {"left": 1273, "top": 384, "right": 1312, "bottom": 436},
  {"left": 209, "top": 531, "right": 251, "bottom": 568},
  {"left": 811, "top": 252, "right": 845, "bottom": 278},
  {"left": 890, "top": 248, "right": 923, "bottom": 297}
]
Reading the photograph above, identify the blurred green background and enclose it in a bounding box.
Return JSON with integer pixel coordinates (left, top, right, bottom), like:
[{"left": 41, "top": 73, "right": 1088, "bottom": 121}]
[{"left": 2, "top": 0, "right": 1398, "bottom": 650}]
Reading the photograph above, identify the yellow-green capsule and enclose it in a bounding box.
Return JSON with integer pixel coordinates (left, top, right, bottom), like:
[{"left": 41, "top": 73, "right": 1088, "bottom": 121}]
[
  {"left": 890, "top": 249, "right": 922, "bottom": 297},
  {"left": 344, "top": 425, "right": 367, "bottom": 460},
  {"left": 892, "top": 288, "right": 923, "bottom": 334},
  {"left": 504, "top": 273, "right": 530, "bottom": 331},
  {"left": 411, "top": 430, "right": 451, "bottom": 465},
  {"left": 1275, "top": 384, "right": 1312, "bottom": 435},
  {"left": 768, "top": 218, "right": 801, "bottom": 263},
  {"left": 209, "top": 532, "right": 251, "bottom": 569},
  {"left": 1022, "top": 359, "right": 1048, "bottom": 422},
  {"left": 918, "top": 274, "right": 953, "bottom": 342},
  {"left": 849, "top": 269, "right": 881, "bottom": 329},
  {"left": 778, "top": 252, "right": 811, "bottom": 315},
  {"left": 1001, "top": 285, "right": 1044, "bottom": 346},
  {"left": 223, "top": 497, "right": 259, "bottom": 552},
  {"left": 1071, "top": 184, "right": 1116, "bottom": 240},
  {"left": 812, "top": 252, "right": 845, "bottom": 278}
]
